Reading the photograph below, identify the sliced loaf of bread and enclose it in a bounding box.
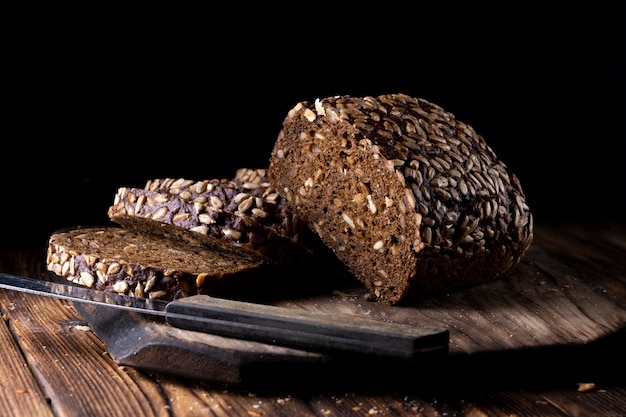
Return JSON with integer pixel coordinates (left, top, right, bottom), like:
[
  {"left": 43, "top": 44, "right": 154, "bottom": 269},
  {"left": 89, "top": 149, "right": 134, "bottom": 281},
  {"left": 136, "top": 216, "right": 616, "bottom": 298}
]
[{"left": 269, "top": 93, "right": 534, "bottom": 305}]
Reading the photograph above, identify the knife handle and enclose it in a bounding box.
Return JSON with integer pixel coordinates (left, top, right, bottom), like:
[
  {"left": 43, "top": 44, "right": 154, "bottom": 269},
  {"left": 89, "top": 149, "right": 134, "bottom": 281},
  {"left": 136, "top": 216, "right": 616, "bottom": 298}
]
[{"left": 164, "top": 295, "right": 448, "bottom": 360}]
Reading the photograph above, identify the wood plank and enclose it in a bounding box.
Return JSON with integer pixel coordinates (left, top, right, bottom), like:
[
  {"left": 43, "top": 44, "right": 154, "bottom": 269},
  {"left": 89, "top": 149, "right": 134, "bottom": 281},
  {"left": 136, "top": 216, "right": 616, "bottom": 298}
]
[
  {"left": 1, "top": 291, "right": 170, "bottom": 417},
  {"left": 0, "top": 303, "right": 55, "bottom": 417},
  {"left": 0, "top": 248, "right": 55, "bottom": 417}
]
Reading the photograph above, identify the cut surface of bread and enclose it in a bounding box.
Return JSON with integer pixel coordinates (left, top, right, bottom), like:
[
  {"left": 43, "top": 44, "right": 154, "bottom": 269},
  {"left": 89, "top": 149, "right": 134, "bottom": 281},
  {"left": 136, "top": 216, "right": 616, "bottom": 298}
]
[
  {"left": 46, "top": 226, "right": 268, "bottom": 301},
  {"left": 268, "top": 93, "right": 534, "bottom": 305}
]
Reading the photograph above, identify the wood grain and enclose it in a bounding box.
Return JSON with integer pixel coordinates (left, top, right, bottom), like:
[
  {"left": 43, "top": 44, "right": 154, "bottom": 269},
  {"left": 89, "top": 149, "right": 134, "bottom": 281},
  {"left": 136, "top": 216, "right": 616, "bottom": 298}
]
[
  {"left": 0, "top": 305, "right": 55, "bottom": 417},
  {"left": 0, "top": 218, "right": 625, "bottom": 416},
  {"left": 0, "top": 249, "right": 54, "bottom": 417},
  {"left": 1, "top": 292, "right": 167, "bottom": 417}
]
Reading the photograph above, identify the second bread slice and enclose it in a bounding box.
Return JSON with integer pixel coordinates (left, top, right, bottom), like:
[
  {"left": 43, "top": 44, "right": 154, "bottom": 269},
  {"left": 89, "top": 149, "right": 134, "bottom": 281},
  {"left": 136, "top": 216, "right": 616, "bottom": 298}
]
[{"left": 109, "top": 170, "right": 323, "bottom": 266}]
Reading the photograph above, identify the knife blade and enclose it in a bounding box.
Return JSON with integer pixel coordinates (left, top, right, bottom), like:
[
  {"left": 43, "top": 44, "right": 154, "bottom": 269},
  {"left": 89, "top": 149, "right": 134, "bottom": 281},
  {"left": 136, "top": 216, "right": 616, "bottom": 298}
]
[{"left": 0, "top": 272, "right": 448, "bottom": 360}]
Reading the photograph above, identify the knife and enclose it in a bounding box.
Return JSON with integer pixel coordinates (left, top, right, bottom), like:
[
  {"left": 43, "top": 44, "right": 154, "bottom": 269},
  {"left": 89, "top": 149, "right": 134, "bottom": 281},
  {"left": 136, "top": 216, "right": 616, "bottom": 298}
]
[{"left": 0, "top": 272, "right": 448, "bottom": 360}]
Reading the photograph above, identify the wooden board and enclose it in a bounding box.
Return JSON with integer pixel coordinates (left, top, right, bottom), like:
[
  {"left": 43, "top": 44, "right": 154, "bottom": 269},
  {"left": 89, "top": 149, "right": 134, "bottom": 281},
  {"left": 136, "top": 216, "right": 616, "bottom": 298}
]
[
  {"left": 72, "top": 244, "right": 626, "bottom": 388},
  {"left": 2, "top": 218, "right": 626, "bottom": 417}
]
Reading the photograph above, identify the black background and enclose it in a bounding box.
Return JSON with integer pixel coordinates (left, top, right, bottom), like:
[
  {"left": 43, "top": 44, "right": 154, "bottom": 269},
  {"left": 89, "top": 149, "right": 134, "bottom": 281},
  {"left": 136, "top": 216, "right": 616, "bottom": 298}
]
[{"left": 4, "top": 3, "right": 624, "bottom": 248}]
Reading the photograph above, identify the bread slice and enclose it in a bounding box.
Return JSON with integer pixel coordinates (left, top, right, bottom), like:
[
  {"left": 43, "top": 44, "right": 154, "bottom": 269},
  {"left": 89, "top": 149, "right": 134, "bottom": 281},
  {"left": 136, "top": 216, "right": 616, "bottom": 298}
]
[
  {"left": 109, "top": 169, "right": 324, "bottom": 265},
  {"left": 46, "top": 227, "right": 269, "bottom": 301},
  {"left": 268, "top": 93, "right": 534, "bottom": 305}
]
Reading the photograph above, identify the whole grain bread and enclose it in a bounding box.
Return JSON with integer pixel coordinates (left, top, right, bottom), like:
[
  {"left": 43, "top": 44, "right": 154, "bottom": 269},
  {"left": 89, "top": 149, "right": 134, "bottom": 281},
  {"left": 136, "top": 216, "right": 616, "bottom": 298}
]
[
  {"left": 108, "top": 169, "right": 324, "bottom": 265},
  {"left": 268, "top": 93, "right": 534, "bottom": 305},
  {"left": 46, "top": 227, "right": 269, "bottom": 301}
]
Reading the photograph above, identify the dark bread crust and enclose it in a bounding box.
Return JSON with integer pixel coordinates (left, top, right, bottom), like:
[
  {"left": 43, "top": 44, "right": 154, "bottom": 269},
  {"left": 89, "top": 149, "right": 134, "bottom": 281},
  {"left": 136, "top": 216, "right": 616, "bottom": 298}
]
[
  {"left": 46, "top": 227, "right": 268, "bottom": 301},
  {"left": 268, "top": 93, "right": 534, "bottom": 305}
]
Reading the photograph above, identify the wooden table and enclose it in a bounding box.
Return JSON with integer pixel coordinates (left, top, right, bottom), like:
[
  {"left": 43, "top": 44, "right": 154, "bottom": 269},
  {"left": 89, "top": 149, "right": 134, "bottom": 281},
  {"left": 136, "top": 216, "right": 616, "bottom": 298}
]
[{"left": 1, "top": 211, "right": 625, "bottom": 417}]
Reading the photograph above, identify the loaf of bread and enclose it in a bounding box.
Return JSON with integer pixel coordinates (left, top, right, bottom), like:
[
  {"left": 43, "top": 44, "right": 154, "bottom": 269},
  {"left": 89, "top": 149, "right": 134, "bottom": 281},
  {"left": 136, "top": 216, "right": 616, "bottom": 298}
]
[
  {"left": 108, "top": 169, "right": 323, "bottom": 265},
  {"left": 46, "top": 227, "right": 269, "bottom": 301},
  {"left": 268, "top": 93, "right": 534, "bottom": 305}
]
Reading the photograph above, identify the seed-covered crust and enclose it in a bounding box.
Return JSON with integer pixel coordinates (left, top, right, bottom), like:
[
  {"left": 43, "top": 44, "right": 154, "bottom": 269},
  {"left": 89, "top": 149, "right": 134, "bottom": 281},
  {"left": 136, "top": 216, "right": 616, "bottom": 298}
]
[
  {"left": 46, "top": 227, "right": 267, "bottom": 301},
  {"left": 268, "top": 93, "right": 534, "bottom": 305},
  {"left": 143, "top": 169, "right": 313, "bottom": 249}
]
